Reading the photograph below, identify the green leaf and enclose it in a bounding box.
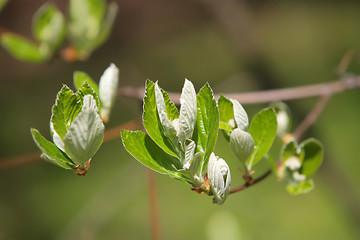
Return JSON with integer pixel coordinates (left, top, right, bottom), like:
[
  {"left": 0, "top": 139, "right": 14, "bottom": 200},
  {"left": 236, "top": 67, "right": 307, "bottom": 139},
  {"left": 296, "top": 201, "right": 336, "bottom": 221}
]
[
  {"left": 178, "top": 79, "right": 197, "bottom": 144},
  {"left": 32, "top": 2, "right": 66, "bottom": 52},
  {"left": 154, "top": 82, "right": 178, "bottom": 144},
  {"left": 62, "top": 95, "right": 104, "bottom": 167},
  {"left": 93, "top": 1, "right": 118, "bottom": 49},
  {"left": 247, "top": 108, "right": 277, "bottom": 169},
  {"left": 143, "top": 80, "right": 179, "bottom": 158},
  {"left": 50, "top": 85, "right": 81, "bottom": 140},
  {"left": 68, "top": 0, "right": 106, "bottom": 55},
  {"left": 300, "top": 138, "right": 323, "bottom": 177},
  {"left": 286, "top": 179, "right": 314, "bottom": 195},
  {"left": 230, "top": 128, "right": 254, "bottom": 163},
  {"left": 161, "top": 89, "right": 179, "bottom": 120},
  {"left": 121, "top": 130, "right": 188, "bottom": 182},
  {"left": 218, "top": 95, "right": 234, "bottom": 133},
  {"left": 0, "top": 33, "right": 45, "bottom": 63},
  {"left": 0, "top": 0, "right": 8, "bottom": 12},
  {"left": 31, "top": 128, "right": 76, "bottom": 169},
  {"left": 196, "top": 83, "right": 219, "bottom": 171},
  {"left": 73, "top": 71, "right": 99, "bottom": 95},
  {"left": 99, "top": 63, "right": 119, "bottom": 122},
  {"left": 281, "top": 140, "right": 303, "bottom": 163},
  {"left": 231, "top": 99, "right": 248, "bottom": 131},
  {"left": 77, "top": 82, "right": 101, "bottom": 111}
]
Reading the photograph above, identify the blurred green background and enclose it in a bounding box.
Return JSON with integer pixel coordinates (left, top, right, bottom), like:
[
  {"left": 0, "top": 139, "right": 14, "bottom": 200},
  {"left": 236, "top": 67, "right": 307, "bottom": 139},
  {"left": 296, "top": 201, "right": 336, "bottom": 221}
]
[{"left": 1, "top": 0, "right": 360, "bottom": 239}]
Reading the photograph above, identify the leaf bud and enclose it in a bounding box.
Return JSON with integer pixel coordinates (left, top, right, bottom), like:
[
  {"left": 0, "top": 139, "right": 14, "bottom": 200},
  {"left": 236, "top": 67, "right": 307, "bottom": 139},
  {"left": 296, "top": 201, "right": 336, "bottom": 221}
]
[{"left": 230, "top": 128, "right": 255, "bottom": 163}]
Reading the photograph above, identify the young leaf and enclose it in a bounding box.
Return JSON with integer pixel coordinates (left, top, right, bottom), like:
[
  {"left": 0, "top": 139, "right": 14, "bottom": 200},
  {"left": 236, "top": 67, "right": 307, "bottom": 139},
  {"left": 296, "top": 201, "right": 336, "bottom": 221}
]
[
  {"left": 31, "top": 128, "right": 76, "bottom": 169},
  {"left": 93, "top": 1, "right": 118, "bottom": 49},
  {"left": 230, "top": 128, "right": 254, "bottom": 163},
  {"left": 154, "top": 82, "right": 178, "bottom": 143},
  {"left": 183, "top": 140, "right": 196, "bottom": 168},
  {"left": 121, "top": 130, "right": 188, "bottom": 182},
  {"left": 247, "top": 108, "right": 277, "bottom": 169},
  {"left": 143, "top": 80, "right": 179, "bottom": 158},
  {"left": 68, "top": 0, "right": 106, "bottom": 56},
  {"left": 99, "top": 63, "right": 119, "bottom": 122},
  {"left": 50, "top": 85, "right": 81, "bottom": 140},
  {"left": 77, "top": 82, "right": 101, "bottom": 110},
  {"left": 189, "top": 152, "right": 203, "bottom": 186},
  {"left": 32, "top": 3, "right": 66, "bottom": 51},
  {"left": 271, "top": 102, "right": 291, "bottom": 137},
  {"left": 196, "top": 83, "right": 219, "bottom": 169},
  {"left": 178, "top": 79, "right": 197, "bottom": 145},
  {"left": 286, "top": 179, "right": 314, "bottom": 195},
  {"left": 0, "top": 33, "right": 45, "bottom": 63},
  {"left": 73, "top": 71, "right": 99, "bottom": 94},
  {"left": 218, "top": 95, "right": 234, "bottom": 133},
  {"left": 207, "top": 153, "right": 231, "bottom": 205},
  {"left": 62, "top": 95, "right": 105, "bottom": 167},
  {"left": 281, "top": 140, "right": 304, "bottom": 163},
  {"left": 231, "top": 99, "right": 248, "bottom": 131},
  {"left": 300, "top": 138, "right": 323, "bottom": 177},
  {"left": 161, "top": 89, "right": 179, "bottom": 120}
]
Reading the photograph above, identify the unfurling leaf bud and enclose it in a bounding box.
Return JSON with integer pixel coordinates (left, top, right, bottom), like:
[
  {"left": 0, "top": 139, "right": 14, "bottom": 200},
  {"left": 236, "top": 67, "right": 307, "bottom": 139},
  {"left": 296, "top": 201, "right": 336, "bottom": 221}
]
[
  {"left": 230, "top": 128, "right": 254, "bottom": 163},
  {"left": 207, "top": 153, "right": 231, "bottom": 205}
]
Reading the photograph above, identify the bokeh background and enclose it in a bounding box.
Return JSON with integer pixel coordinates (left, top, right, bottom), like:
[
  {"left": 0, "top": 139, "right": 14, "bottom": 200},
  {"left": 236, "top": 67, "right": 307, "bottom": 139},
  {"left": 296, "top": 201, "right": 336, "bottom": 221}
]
[{"left": 1, "top": 0, "right": 360, "bottom": 239}]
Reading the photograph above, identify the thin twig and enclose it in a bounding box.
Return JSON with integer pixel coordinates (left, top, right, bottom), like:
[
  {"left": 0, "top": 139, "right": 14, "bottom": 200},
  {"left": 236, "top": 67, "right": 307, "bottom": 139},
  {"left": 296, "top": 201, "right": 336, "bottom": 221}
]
[
  {"left": 0, "top": 119, "right": 140, "bottom": 171},
  {"left": 229, "top": 170, "right": 272, "bottom": 194},
  {"left": 146, "top": 169, "right": 161, "bottom": 240},
  {"left": 2, "top": 76, "right": 359, "bottom": 171},
  {"left": 118, "top": 75, "right": 360, "bottom": 105},
  {"left": 293, "top": 94, "right": 331, "bottom": 141}
]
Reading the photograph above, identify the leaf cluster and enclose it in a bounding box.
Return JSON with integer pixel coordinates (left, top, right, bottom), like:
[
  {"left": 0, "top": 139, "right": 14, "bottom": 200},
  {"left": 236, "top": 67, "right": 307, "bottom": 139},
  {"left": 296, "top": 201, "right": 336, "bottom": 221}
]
[{"left": 0, "top": 0, "right": 118, "bottom": 63}]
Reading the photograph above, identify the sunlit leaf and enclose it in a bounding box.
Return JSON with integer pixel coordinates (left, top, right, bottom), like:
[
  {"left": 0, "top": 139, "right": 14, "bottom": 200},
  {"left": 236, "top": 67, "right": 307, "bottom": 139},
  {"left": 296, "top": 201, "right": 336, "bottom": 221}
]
[
  {"left": 93, "top": 1, "right": 118, "bottom": 49},
  {"left": 230, "top": 128, "right": 254, "bottom": 163},
  {"left": 50, "top": 85, "right": 81, "bottom": 140},
  {"left": 247, "top": 108, "right": 277, "bottom": 169},
  {"left": 218, "top": 95, "right": 234, "bottom": 134},
  {"left": 0, "top": 33, "right": 45, "bottom": 63},
  {"left": 286, "top": 179, "right": 314, "bottom": 195},
  {"left": 143, "top": 80, "right": 179, "bottom": 158},
  {"left": 31, "top": 128, "right": 76, "bottom": 169},
  {"left": 300, "top": 138, "right": 323, "bottom": 177},
  {"left": 73, "top": 71, "right": 99, "bottom": 94},
  {"left": 32, "top": 2, "right": 66, "bottom": 52},
  {"left": 62, "top": 95, "right": 104, "bottom": 167},
  {"left": 99, "top": 63, "right": 119, "bottom": 122},
  {"left": 121, "top": 130, "right": 188, "bottom": 183},
  {"left": 231, "top": 99, "right": 248, "bottom": 131},
  {"left": 77, "top": 82, "right": 101, "bottom": 110},
  {"left": 68, "top": 0, "right": 107, "bottom": 57},
  {"left": 161, "top": 88, "right": 179, "bottom": 120},
  {"left": 196, "top": 83, "right": 219, "bottom": 170},
  {"left": 178, "top": 79, "right": 197, "bottom": 144},
  {"left": 154, "top": 82, "right": 178, "bottom": 143}
]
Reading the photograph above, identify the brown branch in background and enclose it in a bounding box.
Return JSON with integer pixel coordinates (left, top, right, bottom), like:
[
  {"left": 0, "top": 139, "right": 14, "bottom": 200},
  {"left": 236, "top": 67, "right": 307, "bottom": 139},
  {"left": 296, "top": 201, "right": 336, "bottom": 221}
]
[
  {"left": 146, "top": 169, "right": 162, "bottom": 240},
  {"left": 118, "top": 75, "right": 360, "bottom": 105},
  {"left": 0, "top": 119, "right": 140, "bottom": 171},
  {"left": 2, "top": 76, "right": 359, "bottom": 171},
  {"left": 293, "top": 94, "right": 331, "bottom": 141},
  {"left": 229, "top": 170, "right": 272, "bottom": 194}
]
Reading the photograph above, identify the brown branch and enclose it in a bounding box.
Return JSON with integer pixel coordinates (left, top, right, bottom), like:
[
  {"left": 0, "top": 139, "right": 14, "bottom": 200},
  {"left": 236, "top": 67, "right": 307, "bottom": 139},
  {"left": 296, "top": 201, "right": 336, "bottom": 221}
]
[
  {"left": 293, "top": 94, "right": 331, "bottom": 141},
  {"left": 146, "top": 169, "right": 161, "bottom": 240},
  {"left": 0, "top": 119, "right": 141, "bottom": 171},
  {"left": 229, "top": 170, "right": 272, "bottom": 194},
  {"left": 118, "top": 75, "right": 360, "bottom": 105},
  {"left": 2, "top": 75, "right": 359, "bottom": 171}
]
